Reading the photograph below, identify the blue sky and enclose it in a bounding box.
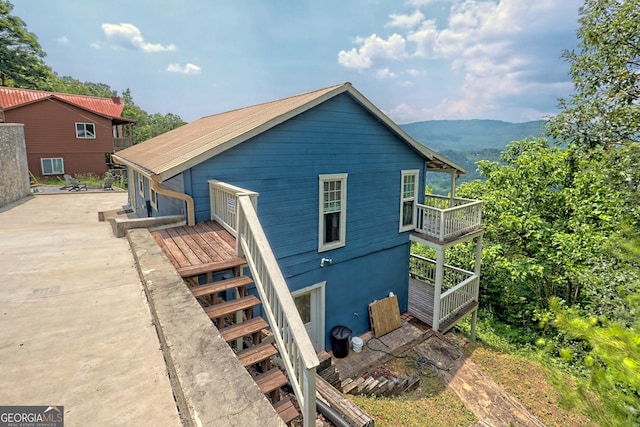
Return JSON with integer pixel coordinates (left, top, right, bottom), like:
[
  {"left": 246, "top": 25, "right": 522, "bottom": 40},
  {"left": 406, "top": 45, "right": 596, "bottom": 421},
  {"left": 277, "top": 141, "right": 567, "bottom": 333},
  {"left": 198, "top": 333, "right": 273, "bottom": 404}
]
[{"left": 13, "top": 0, "right": 583, "bottom": 124}]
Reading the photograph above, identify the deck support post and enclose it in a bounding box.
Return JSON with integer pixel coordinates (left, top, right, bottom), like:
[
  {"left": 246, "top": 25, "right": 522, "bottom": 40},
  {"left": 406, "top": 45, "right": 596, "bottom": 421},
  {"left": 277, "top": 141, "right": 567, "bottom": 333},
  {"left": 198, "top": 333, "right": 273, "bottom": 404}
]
[
  {"left": 432, "top": 247, "right": 444, "bottom": 331},
  {"left": 302, "top": 366, "right": 317, "bottom": 427},
  {"left": 470, "top": 232, "right": 483, "bottom": 341},
  {"left": 449, "top": 171, "right": 457, "bottom": 206},
  {"left": 470, "top": 309, "right": 478, "bottom": 341}
]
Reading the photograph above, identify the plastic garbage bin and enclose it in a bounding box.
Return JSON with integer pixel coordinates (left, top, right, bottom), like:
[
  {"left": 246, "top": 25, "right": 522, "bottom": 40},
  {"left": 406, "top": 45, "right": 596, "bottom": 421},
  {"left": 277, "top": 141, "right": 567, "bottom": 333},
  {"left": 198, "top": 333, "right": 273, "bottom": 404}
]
[{"left": 330, "top": 325, "right": 352, "bottom": 359}]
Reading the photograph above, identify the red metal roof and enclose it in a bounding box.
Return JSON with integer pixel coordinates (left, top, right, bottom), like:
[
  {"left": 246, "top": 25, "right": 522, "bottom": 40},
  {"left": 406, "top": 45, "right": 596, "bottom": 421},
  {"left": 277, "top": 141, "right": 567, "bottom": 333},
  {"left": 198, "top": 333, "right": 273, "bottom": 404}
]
[{"left": 0, "top": 87, "right": 125, "bottom": 119}]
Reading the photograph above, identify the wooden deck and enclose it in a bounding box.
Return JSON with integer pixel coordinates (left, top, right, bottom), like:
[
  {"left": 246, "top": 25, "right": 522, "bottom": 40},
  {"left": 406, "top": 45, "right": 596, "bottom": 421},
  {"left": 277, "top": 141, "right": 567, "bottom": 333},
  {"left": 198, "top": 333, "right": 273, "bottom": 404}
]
[{"left": 151, "top": 221, "right": 244, "bottom": 278}]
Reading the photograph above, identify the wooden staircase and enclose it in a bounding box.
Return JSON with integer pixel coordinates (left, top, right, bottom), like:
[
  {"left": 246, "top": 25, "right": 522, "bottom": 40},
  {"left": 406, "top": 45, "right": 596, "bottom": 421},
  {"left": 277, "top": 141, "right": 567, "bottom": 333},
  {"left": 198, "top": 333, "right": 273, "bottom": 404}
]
[{"left": 184, "top": 259, "right": 300, "bottom": 425}]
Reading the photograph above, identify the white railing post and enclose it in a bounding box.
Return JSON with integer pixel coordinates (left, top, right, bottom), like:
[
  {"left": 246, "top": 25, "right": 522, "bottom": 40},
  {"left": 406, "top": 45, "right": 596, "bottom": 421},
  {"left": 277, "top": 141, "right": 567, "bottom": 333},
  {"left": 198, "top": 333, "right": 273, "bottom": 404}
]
[{"left": 433, "top": 247, "right": 444, "bottom": 330}]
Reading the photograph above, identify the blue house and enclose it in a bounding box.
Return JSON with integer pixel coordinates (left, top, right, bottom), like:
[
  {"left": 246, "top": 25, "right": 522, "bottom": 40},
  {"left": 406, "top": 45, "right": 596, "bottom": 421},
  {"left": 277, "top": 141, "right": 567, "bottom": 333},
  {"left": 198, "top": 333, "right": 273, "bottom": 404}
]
[{"left": 114, "top": 83, "right": 483, "bottom": 424}]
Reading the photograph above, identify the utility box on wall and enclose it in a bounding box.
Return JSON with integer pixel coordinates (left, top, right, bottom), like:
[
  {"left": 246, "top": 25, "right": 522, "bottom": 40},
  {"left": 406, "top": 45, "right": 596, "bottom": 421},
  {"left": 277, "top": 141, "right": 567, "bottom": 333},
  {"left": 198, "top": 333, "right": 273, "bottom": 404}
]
[{"left": 0, "top": 123, "right": 30, "bottom": 208}]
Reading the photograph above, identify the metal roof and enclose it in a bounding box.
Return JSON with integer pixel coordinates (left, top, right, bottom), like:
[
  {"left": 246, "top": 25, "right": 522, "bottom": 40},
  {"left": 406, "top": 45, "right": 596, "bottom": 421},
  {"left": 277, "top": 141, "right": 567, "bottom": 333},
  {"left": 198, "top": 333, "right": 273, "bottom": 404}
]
[
  {"left": 114, "top": 82, "right": 466, "bottom": 181},
  {"left": 0, "top": 87, "right": 130, "bottom": 121}
]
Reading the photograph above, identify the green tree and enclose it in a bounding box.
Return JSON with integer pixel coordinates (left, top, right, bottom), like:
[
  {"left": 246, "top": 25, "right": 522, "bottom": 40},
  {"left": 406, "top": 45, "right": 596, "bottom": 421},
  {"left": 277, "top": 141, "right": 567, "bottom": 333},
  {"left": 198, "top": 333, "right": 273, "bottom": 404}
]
[
  {"left": 0, "top": 0, "right": 54, "bottom": 89},
  {"left": 544, "top": 232, "right": 640, "bottom": 426},
  {"left": 120, "top": 88, "right": 186, "bottom": 144},
  {"left": 547, "top": 0, "right": 640, "bottom": 149},
  {"left": 457, "top": 139, "right": 629, "bottom": 329}
]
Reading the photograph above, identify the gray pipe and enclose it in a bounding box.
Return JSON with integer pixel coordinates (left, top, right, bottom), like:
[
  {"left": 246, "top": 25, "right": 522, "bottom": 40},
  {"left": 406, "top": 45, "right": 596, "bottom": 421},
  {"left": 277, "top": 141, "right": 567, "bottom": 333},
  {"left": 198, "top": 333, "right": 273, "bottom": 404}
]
[{"left": 316, "top": 398, "right": 352, "bottom": 427}]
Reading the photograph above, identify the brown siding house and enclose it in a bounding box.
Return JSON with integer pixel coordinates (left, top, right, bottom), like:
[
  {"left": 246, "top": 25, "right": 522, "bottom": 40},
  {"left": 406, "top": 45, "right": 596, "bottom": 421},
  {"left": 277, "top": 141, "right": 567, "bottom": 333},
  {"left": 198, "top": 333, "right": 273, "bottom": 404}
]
[{"left": 0, "top": 87, "right": 134, "bottom": 178}]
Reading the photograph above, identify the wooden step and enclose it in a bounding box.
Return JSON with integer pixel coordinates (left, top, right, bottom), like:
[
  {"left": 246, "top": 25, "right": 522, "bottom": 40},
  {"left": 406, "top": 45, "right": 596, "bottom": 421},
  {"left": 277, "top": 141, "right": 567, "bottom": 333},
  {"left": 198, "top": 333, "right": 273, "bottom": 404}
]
[
  {"left": 191, "top": 276, "right": 253, "bottom": 298},
  {"left": 220, "top": 317, "right": 269, "bottom": 343},
  {"left": 273, "top": 397, "right": 300, "bottom": 425},
  {"left": 204, "top": 295, "right": 261, "bottom": 320},
  {"left": 255, "top": 367, "right": 289, "bottom": 396},
  {"left": 237, "top": 342, "right": 278, "bottom": 368},
  {"left": 177, "top": 257, "right": 246, "bottom": 278}
]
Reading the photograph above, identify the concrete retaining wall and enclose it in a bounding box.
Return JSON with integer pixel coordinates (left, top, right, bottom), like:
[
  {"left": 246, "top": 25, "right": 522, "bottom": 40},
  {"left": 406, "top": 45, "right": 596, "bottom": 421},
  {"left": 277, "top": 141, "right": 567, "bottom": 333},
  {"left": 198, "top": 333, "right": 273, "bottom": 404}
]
[{"left": 0, "top": 124, "right": 30, "bottom": 208}]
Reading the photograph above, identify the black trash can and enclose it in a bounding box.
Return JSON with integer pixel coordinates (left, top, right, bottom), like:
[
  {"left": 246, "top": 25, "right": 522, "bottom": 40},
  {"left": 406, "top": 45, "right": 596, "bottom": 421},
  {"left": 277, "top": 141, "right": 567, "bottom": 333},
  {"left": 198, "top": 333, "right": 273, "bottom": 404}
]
[{"left": 330, "top": 325, "right": 352, "bottom": 359}]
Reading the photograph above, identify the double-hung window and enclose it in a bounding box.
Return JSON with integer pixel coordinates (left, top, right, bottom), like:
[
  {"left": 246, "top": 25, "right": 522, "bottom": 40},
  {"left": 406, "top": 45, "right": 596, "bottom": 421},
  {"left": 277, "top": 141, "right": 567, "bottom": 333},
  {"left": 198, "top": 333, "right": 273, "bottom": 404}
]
[
  {"left": 318, "top": 174, "right": 347, "bottom": 252},
  {"left": 41, "top": 158, "right": 64, "bottom": 175},
  {"left": 137, "top": 173, "right": 145, "bottom": 197},
  {"left": 399, "top": 170, "right": 419, "bottom": 232},
  {"left": 150, "top": 187, "right": 158, "bottom": 210},
  {"left": 75, "top": 122, "right": 96, "bottom": 139}
]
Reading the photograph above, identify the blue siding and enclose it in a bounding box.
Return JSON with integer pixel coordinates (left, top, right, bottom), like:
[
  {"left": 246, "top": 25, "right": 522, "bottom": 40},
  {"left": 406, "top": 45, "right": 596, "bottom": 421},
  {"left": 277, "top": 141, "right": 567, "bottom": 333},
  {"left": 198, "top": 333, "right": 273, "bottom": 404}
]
[
  {"left": 132, "top": 171, "right": 149, "bottom": 218},
  {"left": 156, "top": 174, "right": 186, "bottom": 217},
  {"left": 183, "top": 93, "right": 426, "bottom": 349}
]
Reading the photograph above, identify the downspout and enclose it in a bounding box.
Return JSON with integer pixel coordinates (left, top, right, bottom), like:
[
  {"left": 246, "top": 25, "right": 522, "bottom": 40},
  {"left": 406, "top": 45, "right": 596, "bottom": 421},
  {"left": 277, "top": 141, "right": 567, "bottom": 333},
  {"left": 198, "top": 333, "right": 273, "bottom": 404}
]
[{"left": 150, "top": 178, "right": 195, "bottom": 226}]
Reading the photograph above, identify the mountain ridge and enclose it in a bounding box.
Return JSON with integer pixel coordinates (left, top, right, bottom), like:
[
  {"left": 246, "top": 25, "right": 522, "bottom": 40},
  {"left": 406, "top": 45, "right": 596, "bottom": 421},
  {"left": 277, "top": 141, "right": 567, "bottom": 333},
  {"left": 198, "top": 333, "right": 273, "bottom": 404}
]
[{"left": 399, "top": 119, "right": 548, "bottom": 152}]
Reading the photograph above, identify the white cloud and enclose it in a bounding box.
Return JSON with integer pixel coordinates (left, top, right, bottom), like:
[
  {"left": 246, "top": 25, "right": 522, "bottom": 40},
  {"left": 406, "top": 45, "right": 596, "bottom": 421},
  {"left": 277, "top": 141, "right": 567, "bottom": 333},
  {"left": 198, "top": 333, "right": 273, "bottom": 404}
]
[
  {"left": 375, "top": 68, "right": 397, "bottom": 79},
  {"left": 386, "top": 10, "right": 425, "bottom": 29},
  {"left": 342, "top": 0, "right": 581, "bottom": 121},
  {"left": 338, "top": 33, "right": 408, "bottom": 70},
  {"left": 166, "top": 63, "right": 202, "bottom": 75},
  {"left": 406, "top": 0, "right": 445, "bottom": 5},
  {"left": 57, "top": 36, "right": 69, "bottom": 45},
  {"left": 101, "top": 23, "right": 176, "bottom": 52}
]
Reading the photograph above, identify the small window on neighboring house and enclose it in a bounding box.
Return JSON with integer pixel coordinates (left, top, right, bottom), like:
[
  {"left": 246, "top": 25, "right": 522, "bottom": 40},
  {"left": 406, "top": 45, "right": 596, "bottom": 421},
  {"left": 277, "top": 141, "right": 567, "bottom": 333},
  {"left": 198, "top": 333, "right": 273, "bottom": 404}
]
[
  {"left": 41, "top": 158, "right": 64, "bottom": 175},
  {"left": 137, "top": 173, "right": 145, "bottom": 198},
  {"left": 399, "top": 170, "right": 419, "bottom": 232},
  {"left": 318, "top": 174, "right": 347, "bottom": 252},
  {"left": 76, "top": 122, "right": 96, "bottom": 139},
  {"left": 150, "top": 187, "right": 158, "bottom": 210}
]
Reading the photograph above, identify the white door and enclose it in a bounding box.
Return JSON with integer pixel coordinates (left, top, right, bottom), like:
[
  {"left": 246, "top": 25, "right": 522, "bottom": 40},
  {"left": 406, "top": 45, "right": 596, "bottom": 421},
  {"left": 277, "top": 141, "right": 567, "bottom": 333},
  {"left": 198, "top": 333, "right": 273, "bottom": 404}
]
[{"left": 292, "top": 282, "right": 325, "bottom": 352}]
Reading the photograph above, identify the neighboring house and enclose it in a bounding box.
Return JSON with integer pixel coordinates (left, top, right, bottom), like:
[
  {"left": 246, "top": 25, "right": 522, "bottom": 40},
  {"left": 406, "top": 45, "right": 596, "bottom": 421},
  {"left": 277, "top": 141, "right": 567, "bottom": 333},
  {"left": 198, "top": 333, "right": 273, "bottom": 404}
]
[
  {"left": 0, "top": 87, "right": 135, "bottom": 178},
  {"left": 114, "top": 82, "right": 483, "bottom": 348}
]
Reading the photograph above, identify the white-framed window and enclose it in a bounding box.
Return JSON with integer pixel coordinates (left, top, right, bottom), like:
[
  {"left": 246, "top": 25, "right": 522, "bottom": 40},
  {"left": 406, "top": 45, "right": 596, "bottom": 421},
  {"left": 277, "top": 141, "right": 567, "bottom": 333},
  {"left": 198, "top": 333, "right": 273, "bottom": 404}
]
[
  {"left": 41, "top": 158, "right": 64, "bottom": 175},
  {"left": 75, "top": 122, "right": 96, "bottom": 139},
  {"left": 318, "top": 173, "right": 347, "bottom": 252},
  {"left": 399, "top": 170, "right": 419, "bottom": 232},
  {"left": 137, "top": 173, "right": 145, "bottom": 197},
  {"left": 150, "top": 187, "right": 158, "bottom": 210}
]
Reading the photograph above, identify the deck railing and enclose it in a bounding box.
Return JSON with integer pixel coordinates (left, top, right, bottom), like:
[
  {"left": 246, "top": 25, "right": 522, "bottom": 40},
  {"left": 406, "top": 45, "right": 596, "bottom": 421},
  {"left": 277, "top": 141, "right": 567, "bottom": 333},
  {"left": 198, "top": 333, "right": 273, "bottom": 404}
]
[
  {"left": 113, "top": 137, "right": 133, "bottom": 151},
  {"left": 416, "top": 194, "right": 482, "bottom": 242},
  {"left": 237, "top": 195, "right": 318, "bottom": 426},
  {"left": 410, "top": 253, "right": 478, "bottom": 329},
  {"left": 209, "top": 180, "right": 258, "bottom": 237},
  {"left": 209, "top": 180, "right": 318, "bottom": 427}
]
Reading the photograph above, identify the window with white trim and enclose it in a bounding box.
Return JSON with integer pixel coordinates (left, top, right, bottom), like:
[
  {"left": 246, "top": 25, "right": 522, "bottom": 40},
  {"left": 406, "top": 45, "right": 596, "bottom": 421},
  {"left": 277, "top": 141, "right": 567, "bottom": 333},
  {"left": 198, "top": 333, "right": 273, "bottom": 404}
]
[
  {"left": 75, "top": 122, "right": 96, "bottom": 139},
  {"left": 150, "top": 187, "right": 158, "bottom": 210},
  {"left": 137, "top": 173, "right": 145, "bottom": 197},
  {"left": 41, "top": 158, "right": 64, "bottom": 175},
  {"left": 399, "top": 170, "right": 419, "bottom": 232},
  {"left": 318, "top": 173, "right": 347, "bottom": 252}
]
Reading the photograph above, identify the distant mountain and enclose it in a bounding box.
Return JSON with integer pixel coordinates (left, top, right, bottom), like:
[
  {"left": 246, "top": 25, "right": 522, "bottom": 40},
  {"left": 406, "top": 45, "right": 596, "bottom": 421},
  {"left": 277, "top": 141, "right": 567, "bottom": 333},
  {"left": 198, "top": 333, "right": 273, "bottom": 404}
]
[
  {"left": 400, "top": 119, "right": 548, "bottom": 152},
  {"left": 399, "top": 119, "right": 549, "bottom": 194}
]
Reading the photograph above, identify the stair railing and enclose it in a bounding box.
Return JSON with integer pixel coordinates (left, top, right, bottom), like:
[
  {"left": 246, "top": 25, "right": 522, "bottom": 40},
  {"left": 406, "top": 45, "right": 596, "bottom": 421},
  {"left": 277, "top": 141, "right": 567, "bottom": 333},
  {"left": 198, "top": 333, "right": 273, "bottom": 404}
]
[{"left": 236, "top": 194, "right": 319, "bottom": 427}]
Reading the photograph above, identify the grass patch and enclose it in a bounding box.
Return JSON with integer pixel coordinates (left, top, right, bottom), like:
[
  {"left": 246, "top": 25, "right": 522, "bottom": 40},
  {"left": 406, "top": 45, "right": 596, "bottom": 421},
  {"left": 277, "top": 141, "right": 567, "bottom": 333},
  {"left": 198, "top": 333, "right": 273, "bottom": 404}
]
[
  {"left": 461, "top": 337, "right": 596, "bottom": 426},
  {"left": 343, "top": 330, "right": 594, "bottom": 427},
  {"left": 348, "top": 372, "right": 476, "bottom": 427}
]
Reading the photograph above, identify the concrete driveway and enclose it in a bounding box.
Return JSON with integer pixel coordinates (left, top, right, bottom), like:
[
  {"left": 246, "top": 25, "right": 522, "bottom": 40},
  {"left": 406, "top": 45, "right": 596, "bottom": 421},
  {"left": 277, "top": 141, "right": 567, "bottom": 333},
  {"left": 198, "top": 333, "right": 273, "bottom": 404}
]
[{"left": 0, "top": 193, "right": 181, "bottom": 426}]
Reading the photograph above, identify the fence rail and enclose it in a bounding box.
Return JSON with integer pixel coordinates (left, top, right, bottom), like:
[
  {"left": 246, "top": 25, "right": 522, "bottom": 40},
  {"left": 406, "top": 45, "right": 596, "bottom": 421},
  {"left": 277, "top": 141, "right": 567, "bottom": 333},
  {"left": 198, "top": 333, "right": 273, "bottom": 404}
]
[
  {"left": 416, "top": 194, "right": 482, "bottom": 242},
  {"left": 209, "top": 180, "right": 258, "bottom": 237}
]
